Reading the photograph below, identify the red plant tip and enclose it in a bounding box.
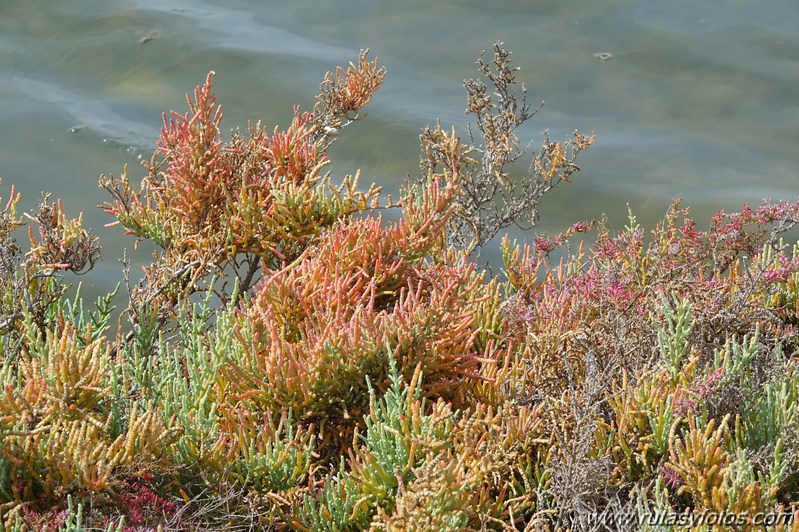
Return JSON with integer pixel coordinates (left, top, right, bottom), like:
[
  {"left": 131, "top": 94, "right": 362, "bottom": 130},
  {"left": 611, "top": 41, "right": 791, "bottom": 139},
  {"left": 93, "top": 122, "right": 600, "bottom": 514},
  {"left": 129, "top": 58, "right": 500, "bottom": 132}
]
[{"left": 660, "top": 464, "right": 683, "bottom": 489}]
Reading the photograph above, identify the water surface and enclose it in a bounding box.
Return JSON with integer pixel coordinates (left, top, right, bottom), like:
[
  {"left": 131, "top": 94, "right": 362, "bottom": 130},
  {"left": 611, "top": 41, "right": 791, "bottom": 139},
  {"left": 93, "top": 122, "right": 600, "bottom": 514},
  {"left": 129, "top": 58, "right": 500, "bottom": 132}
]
[{"left": 1, "top": 0, "right": 797, "bottom": 299}]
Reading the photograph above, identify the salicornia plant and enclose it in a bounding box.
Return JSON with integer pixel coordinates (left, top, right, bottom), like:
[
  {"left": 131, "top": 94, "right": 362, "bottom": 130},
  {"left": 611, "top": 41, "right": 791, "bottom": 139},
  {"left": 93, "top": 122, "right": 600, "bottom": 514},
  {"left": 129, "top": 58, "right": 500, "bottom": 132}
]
[{"left": 0, "top": 42, "right": 797, "bottom": 530}]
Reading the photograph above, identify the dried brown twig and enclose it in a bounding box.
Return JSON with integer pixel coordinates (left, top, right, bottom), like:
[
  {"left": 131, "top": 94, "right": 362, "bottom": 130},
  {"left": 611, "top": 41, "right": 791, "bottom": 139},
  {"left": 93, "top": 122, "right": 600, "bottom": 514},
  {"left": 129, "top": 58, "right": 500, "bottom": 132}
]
[{"left": 419, "top": 41, "right": 594, "bottom": 254}]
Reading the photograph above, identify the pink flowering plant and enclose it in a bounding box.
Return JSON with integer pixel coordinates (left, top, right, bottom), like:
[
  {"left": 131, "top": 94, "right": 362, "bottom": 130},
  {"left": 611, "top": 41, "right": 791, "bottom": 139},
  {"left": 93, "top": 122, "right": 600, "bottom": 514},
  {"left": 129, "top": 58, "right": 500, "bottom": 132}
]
[{"left": 0, "top": 42, "right": 798, "bottom": 530}]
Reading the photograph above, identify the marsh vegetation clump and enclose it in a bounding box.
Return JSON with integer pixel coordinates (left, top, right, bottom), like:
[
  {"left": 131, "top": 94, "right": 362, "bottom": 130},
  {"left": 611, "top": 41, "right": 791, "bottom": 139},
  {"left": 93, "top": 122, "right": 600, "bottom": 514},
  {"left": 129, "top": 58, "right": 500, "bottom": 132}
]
[{"left": 1, "top": 42, "right": 798, "bottom": 530}]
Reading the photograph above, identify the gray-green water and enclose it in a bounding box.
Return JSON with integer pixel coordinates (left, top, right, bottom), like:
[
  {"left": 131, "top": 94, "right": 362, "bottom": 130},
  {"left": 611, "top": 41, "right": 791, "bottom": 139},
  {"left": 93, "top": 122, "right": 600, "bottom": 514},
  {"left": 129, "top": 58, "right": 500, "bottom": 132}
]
[{"left": 2, "top": 0, "right": 798, "bottom": 301}]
